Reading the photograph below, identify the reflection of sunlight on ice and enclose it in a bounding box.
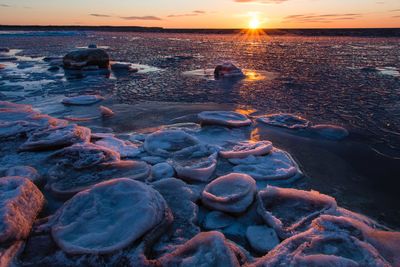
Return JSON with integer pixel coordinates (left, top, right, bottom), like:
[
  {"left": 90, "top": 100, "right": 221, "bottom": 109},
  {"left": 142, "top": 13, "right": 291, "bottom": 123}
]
[
  {"left": 236, "top": 28, "right": 271, "bottom": 43},
  {"left": 182, "top": 68, "right": 277, "bottom": 82},
  {"left": 234, "top": 108, "right": 257, "bottom": 116},
  {"left": 250, "top": 128, "right": 261, "bottom": 142}
]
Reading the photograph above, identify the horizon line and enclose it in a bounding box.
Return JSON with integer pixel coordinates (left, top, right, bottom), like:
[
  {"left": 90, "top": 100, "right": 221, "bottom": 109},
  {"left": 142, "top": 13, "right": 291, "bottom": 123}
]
[{"left": 1, "top": 25, "right": 400, "bottom": 30}]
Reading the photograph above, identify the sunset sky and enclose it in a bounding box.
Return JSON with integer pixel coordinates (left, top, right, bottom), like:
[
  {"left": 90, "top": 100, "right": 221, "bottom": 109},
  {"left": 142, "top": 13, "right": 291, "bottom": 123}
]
[{"left": 1, "top": 0, "right": 399, "bottom": 28}]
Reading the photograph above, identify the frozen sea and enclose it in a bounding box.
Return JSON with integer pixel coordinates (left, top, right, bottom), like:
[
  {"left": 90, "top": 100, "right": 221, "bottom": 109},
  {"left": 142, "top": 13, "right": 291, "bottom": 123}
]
[{"left": 1, "top": 30, "right": 400, "bottom": 232}]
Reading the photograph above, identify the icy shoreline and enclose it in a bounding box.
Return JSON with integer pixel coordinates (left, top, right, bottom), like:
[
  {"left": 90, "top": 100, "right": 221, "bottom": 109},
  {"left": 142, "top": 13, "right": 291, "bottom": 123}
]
[{"left": 0, "top": 101, "right": 399, "bottom": 266}]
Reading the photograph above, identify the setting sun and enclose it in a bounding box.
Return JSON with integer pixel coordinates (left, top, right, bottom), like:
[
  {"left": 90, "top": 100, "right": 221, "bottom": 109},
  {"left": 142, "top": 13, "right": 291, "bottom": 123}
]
[{"left": 249, "top": 16, "right": 261, "bottom": 29}]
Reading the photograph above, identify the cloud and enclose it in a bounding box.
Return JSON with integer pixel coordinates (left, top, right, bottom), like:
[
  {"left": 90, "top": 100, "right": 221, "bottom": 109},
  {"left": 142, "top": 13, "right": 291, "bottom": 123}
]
[
  {"left": 168, "top": 13, "right": 198, "bottom": 18},
  {"left": 284, "top": 13, "right": 362, "bottom": 23},
  {"left": 90, "top": 13, "right": 111, "bottom": 17},
  {"left": 120, "top": 16, "right": 162, "bottom": 21},
  {"left": 168, "top": 10, "right": 206, "bottom": 18},
  {"left": 0, "top": 4, "right": 11, "bottom": 7}
]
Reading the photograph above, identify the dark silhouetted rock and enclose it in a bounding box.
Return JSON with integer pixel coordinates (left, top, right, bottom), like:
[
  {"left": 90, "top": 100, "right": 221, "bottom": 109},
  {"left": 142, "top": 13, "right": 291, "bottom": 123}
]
[{"left": 63, "top": 48, "right": 110, "bottom": 70}]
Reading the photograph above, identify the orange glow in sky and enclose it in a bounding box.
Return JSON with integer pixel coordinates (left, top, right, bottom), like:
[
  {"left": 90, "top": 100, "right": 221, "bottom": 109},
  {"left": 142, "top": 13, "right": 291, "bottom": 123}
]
[{"left": 0, "top": 0, "right": 399, "bottom": 28}]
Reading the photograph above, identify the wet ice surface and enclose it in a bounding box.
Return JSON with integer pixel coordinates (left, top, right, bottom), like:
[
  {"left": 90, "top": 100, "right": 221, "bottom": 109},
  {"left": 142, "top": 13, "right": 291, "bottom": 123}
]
[{"left": 1, "top": 31, "right": 400, "bottom": 265}]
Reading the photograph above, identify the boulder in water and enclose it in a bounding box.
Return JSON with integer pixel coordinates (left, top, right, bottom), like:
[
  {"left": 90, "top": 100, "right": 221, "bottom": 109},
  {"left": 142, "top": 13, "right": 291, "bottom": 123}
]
[
  {"left": 51, "top": 178, "right": 170, "bottom": 254},
  {"left": 214, "top": 62, "right": 245, "bottom": 79},
  {"left": 202, "top": 173, "right": 256, "bottom": 213},
  {"left": 63, "top": 48, "right": 110, "bottom": 70}
]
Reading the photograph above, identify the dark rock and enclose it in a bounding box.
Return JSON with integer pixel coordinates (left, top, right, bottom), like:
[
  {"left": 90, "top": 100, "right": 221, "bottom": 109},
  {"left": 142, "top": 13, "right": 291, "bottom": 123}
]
[
  {"left": 214, "top": 62, "right": 244, "bottom": 79},
  {"left": 63, "top": 49, "right": 110, "bottom": 70}
]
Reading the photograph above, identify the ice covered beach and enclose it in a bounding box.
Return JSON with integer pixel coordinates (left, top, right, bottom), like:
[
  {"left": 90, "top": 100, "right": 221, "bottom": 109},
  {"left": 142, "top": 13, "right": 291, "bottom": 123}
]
[{"left": 1, "top": 31, "right": 400, "bottom": 266}]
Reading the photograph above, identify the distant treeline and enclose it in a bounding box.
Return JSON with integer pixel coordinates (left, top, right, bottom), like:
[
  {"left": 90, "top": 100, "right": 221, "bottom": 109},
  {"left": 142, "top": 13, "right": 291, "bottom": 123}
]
[{"left": 1, "top": 25, "right": 400, "bottom": 37}]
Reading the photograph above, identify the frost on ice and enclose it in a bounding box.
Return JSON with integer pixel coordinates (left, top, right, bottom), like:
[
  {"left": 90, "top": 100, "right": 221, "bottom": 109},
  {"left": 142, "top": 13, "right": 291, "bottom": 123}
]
[
  {"left": 202, "top": 211, "right": 235, "bottom": 230},
  {"left": 202, "top": 173, "right": 256, "bottom": 213},
  {"left": 245, "top": 225, "right": 280, "bottom": 254},
  {"left": 252, "top": 215, "right": 393, "bottom": 267},
  {"left": 95, "top": 136, "right": 141, "bottom": 158},
  {"left": 0, "top": 176, "right": 44, "bottom": 243},
  {"left": 257, "top": 113, "right": 310, "bottom": 129},
  {"left": 5, "top": 166, "right": 42, "bottom": 184},
  {"left": 220, "top": 141, "right": 273, "bottom": 159},
  {"left": 0, "top": 102, "right": 67, "bottom": 140},
  {"left": 198, "top": 111, "right": 252, "bottom": 127},
  {"left": 256, "top": 186, "right": 337, "bottom": 239},
  {"left": 230, "top": 148, "right": 301, "bottom": 183},
  {"left": 159, "top": 231, "right": 246, "bottom": 267},
  {"left": 19, "top": 124, "right": 91, "bottom": 151},
  {"left": 46, "top": 143, "right": 150, "bottom": 196},
  {"left": 152, "top": 178, "right": 200, "bottom": 255},
  {"left": 0, "top": 102, "right": 399, "bottom": 266},
  {"left": 151, "top": 162, "right": 175, "bottom": 180},
  {"left": 144, "top": 129, "right": 200, "bottom": 157},
  {"left": 51, "top": 178, "right": 170, "bottom": 254},
  {"left": 314, "top": 215, "right": 400, "bottom": 267},
  {"left": 171, "top": 144, "right": 218, "bottom": 182}
]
